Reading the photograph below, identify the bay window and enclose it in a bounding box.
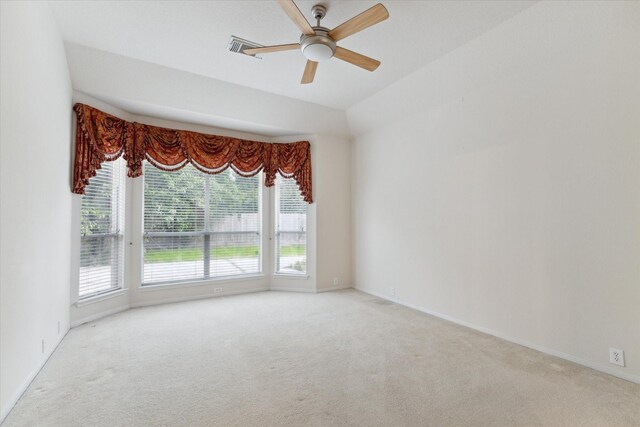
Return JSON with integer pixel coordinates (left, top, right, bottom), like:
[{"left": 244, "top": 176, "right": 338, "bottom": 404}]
[
  {"left": 73, "top": 106, "right": 314, "bottom": 300},
  {"left": 77, "top": 160, "right": 310, "bottom": 297}
]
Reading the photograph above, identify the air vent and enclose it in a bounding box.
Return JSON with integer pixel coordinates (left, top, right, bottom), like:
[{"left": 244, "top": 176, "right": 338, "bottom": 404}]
[{"left": 227, "top": 36, "right": 263, "bottom": 59}]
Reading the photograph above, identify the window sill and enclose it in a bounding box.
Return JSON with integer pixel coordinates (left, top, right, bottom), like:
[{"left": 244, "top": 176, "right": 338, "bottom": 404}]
[
  {"left": 138, "top": 273, "right": 266, "bottom": 291},
  {"left": 272, "top": 273, "right": 310, "bottom": 280},
  {"left": 76, "top": 288, "right": 127, "bottom": 307}
]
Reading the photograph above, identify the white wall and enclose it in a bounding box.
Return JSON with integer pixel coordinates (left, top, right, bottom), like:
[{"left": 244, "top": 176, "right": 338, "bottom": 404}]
[
  {"left": 269, "top": 132, "right": 353, "bottom": 294},
  {"left": 0, "top": 2, "right": 73, "bottom": 420},
  {"left": 349, "top": 1, "right": 640, "bottom": 382},
  {"left": 64, "top": 43, "right": 349, "bottom": 138},
  {"left": 314, "top": 135, "right": 352, "bottom": 292}
]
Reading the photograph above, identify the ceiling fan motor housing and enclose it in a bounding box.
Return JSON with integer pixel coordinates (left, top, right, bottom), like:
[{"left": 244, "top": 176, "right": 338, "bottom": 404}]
[{"left": 300, "top": 27, "right": 336, "bottom": 62}]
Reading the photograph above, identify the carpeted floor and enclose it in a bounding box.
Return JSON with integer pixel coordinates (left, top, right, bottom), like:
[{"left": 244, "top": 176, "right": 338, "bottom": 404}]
[{"left": 3, "top": 290, "right": 639, "bottom": 426}]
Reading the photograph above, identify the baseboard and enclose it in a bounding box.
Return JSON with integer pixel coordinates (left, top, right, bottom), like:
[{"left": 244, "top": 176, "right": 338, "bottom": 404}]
[
  {"left": 316, "top": 284, "right": 353, "bottom": 293},
  {"left": 70, "top": 305, "right": 129, "bottom": 328},
  {"left": 0, "top": 327, "right": 70, "bottom": 423},
  {"left": 270, "top": 284, "right": 352, "bottom": 294},
  {"left": 131, "top": 286, "right": 270, "bottom": 308},
  {"left": 355, "top": 286, "right": 640, "bottom": 385},
  {"left": 270, "top": 286, "right": 315, "bottom": 293},
  {"left": 70, "top": 285, "right": 329, "bottom": 326}
]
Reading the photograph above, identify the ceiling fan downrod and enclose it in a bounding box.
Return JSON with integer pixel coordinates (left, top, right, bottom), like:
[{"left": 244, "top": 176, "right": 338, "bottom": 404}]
[{"left": 311, "top": 4, "right": 327, "bottom": 27}]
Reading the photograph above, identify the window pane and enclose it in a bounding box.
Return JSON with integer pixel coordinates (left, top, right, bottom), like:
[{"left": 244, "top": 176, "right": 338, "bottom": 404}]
[
  {"left": 143, "top": 164, "right": 261, "bottom": 284},
  {"left": 209, "top": 170, "right": 260, "bottom": 277},
  {"left": 143, "top": 164, "right": 204, "bottom": 284},
  {"left": 79, "top": 159, "right": 125, "bottom": 298},
  {"left": 276, "top": 177, "right": 307, "bottom": 274},
  {"left": 143, "top": 164, "right": 205, "bottom": 233}
]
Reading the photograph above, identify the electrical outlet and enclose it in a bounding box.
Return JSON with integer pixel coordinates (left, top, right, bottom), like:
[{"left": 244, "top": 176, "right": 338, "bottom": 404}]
[
  {"left": 214, "top": 287, "right": 224, "bottom": 294},
  {"left": 609, "top": 348, "right": 625, "bottom": 366},
  {"left": 333, "top": 277, "right": 339, "bottom": 286},
  {"left": 390, "top": 287, "right": 395, "bottom": 296}
]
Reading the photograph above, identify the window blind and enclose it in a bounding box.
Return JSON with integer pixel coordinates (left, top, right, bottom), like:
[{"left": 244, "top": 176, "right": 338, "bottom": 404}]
[
  {"left": 275, "top": 177, "right": 307, "bottom": 274},
  {"left": 79, "top": 158, "right": 126, "bottom": 298},
  {"left": 143, "top": 163, "right": 260, "bottom": 284}
]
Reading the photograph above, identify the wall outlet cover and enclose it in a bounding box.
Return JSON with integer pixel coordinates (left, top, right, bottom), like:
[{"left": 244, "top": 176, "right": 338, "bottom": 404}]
[{"left": 609, "top": 348, "right": 625, "bottom": 367}]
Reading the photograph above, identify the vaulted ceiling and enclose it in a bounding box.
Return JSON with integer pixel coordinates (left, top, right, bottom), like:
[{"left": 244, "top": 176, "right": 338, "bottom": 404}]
[{"left": 49, "top": 1, "right": 534, "bottom": 110}]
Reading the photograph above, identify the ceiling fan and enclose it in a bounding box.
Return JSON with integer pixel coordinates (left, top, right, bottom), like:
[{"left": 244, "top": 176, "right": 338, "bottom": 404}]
[{"left": 244, "top": 0, "right": 389, "bottom": 84}]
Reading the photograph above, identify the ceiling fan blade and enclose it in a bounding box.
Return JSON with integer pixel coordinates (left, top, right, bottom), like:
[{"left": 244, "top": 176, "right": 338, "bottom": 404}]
[
  {"left": 334, "top": 47, "right": 380, "bottom": 71},
  {"left": 243, "top": 43, "right": 299, "bottom": 55},
  {"left": 277, "top": 0, "right": 315, "bottom": 36},
  {"left": 328, "top": 3, "right": 389, "bottom": 42},
  {"left": 301, "top": 60, "right": 318, "bottom": 84}
]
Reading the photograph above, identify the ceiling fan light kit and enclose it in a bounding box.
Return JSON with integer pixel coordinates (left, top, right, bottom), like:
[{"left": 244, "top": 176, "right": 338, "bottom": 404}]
[
  {"left": 300, "top": 28, "right": 335, "bottom": 62},
  {"left": 241, "top": 0, "right": 389, "bottom": 84}
]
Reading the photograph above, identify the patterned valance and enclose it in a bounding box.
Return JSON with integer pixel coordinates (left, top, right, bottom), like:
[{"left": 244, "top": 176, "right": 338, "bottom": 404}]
[{"left": 72, "top": 103, "right": 313, "bottom": 203}]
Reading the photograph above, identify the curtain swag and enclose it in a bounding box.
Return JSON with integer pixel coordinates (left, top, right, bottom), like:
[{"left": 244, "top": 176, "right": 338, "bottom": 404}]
[{"left": 72, "top": 103, "right": 313, "bottom": 203}]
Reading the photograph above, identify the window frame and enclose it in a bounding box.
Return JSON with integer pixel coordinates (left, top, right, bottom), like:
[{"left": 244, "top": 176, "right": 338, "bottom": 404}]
[
  {"left": 77, "top": 158, "right": 127, "bottom": 300},
  {"left": 140, "top": 164, "right": 265, "bottom": 287},
  {"left": 73, "top": 156, "right": 314, "bottom": 309}
]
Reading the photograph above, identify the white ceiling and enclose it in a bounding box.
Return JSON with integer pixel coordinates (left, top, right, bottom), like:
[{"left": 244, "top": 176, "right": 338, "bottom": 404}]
[{"left": 49, "top": 0, "right": 534, "bottom": 110}]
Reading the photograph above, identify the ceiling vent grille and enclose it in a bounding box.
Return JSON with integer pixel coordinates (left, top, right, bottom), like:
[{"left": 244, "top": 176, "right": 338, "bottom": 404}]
[{"left": 227, "top": 36, "right": 263, "bottom": 59}]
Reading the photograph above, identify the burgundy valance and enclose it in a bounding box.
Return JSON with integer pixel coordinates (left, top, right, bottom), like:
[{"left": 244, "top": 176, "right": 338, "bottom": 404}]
[{"left": 72, "top": 103, "right": 313, "bottom": 203}]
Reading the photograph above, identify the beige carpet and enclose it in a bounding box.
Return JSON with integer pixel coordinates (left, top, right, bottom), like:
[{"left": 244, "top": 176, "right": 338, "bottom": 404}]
[{"left": 3, "top": 290, "right": 639, "bottom": 426}]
